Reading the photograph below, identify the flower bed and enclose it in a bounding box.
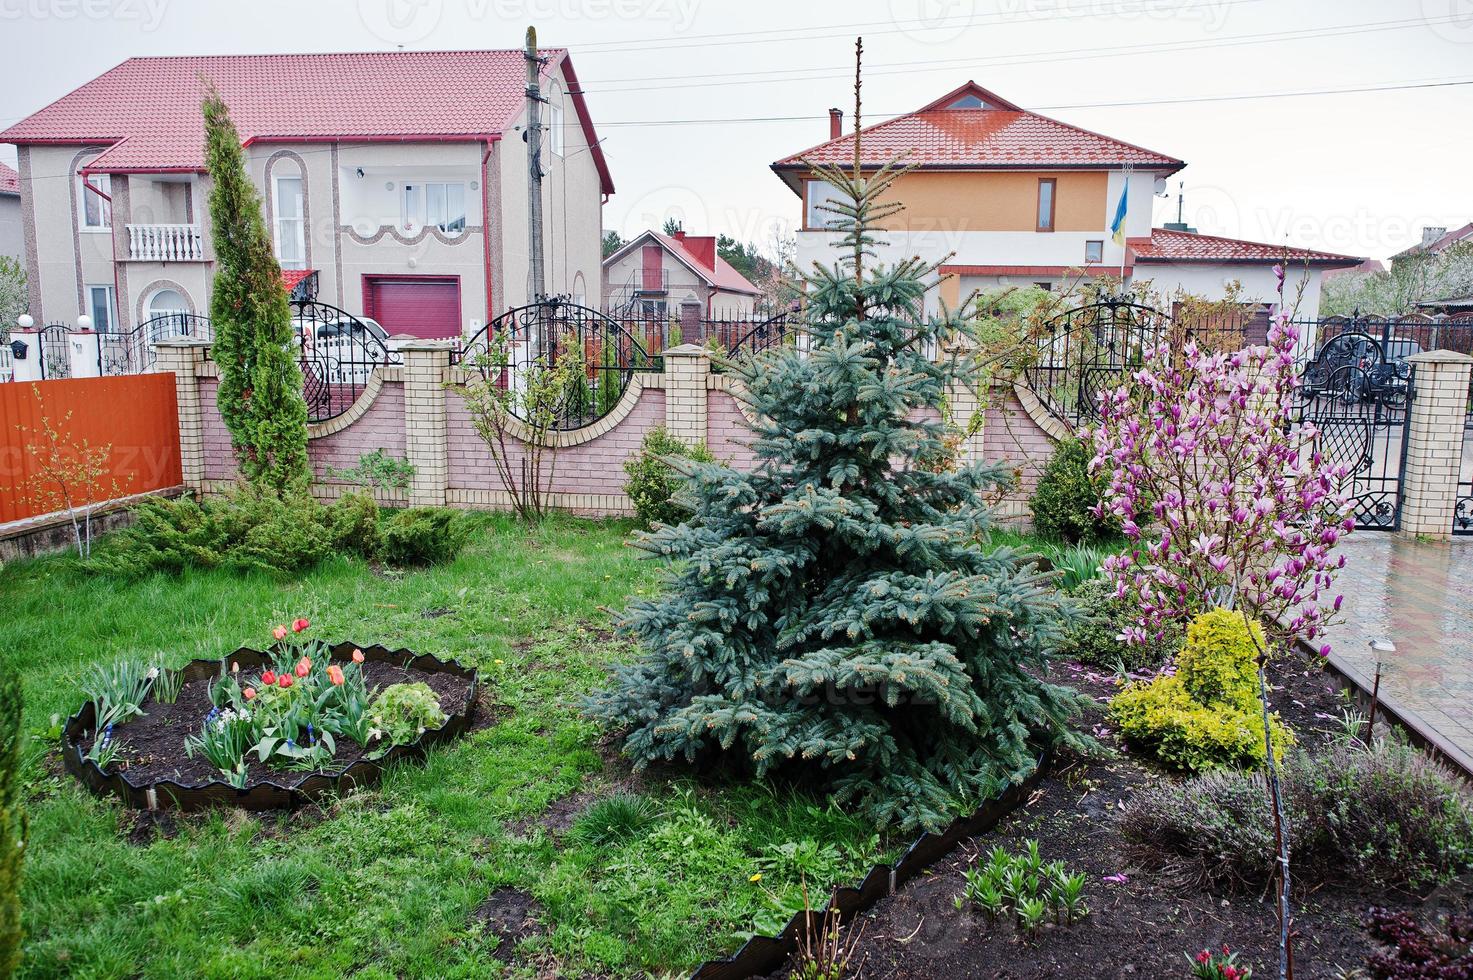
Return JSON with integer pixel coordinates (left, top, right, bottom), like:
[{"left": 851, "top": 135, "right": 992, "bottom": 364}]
[{"left": 61, "top": 624, "right": 477, "bottom": 811}]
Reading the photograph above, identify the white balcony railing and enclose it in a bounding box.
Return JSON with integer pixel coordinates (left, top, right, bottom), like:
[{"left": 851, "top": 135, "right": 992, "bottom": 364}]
[{"left": 126, "top": 223, "right": 205, "bottom": 262}]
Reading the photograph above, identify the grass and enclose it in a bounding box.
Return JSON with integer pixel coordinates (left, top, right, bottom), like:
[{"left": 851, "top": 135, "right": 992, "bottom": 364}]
[{"left": 2, "top": 514, "right": 891, "bottom": 979}]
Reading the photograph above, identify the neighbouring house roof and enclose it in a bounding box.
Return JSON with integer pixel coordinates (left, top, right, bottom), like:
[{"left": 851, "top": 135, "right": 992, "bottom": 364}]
[
  {"left": 0, "top": 162, "right": 17, "bottom": 196},
  {"left": 603, "top": 230, "right": 762, "bottom": 296},
  {"left": 0, "top": 50, "right": 613, "bottom": 194},
  {"left": 1321, "top": 257, "right": 1386, "bottom": 280},
  {"left": 1129, "top": 228, "right": 1363, "bottom": 267},
  {"left": 1418, "top": 294, "right": 1473, "bottom": 310},
  {"left": 771, "top": 81, "right": 1184, "bottom": 191},
  {"left": 1390, "top": 221, "right": 1473, "bottom": 260}
]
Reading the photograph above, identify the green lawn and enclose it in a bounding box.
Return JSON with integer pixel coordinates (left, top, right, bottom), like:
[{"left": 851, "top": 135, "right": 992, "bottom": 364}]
[{"left": 2, "top": 515, "right": 890, "bottom": 979}]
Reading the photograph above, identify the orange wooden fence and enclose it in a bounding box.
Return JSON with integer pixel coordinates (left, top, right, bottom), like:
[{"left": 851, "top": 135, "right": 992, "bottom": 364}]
[{"left": 0, "top": 375, "right": 182, "bottom": 525}]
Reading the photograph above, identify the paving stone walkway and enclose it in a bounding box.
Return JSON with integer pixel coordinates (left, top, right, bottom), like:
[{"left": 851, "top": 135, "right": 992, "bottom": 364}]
[{"left": 1318, "top": 534, "right": 1473, "bottom": 771}]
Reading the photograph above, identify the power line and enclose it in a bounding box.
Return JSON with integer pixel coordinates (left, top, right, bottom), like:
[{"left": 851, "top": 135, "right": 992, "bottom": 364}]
[{"left": 582, "top": 12, "right": 1471, "bottom": 93}]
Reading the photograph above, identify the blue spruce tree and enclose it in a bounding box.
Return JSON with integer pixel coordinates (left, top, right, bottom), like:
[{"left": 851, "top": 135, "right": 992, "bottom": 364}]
[{"left": 587, "top": 91, "right": 1084, "bottom": 832}]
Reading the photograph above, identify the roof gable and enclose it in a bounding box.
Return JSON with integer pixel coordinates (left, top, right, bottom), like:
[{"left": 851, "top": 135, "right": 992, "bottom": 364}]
[
  {"left": 772, "top": 80, "right": 1183, "bottom": 186},
  {"left": 0, "top": 49, "right": 614, "bottom": 194}
]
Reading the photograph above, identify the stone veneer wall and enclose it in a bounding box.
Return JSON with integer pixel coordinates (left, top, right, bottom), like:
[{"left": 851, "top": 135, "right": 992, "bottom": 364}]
[{"left": 168, "top": 342, "right": 1066, "bottom": 520}]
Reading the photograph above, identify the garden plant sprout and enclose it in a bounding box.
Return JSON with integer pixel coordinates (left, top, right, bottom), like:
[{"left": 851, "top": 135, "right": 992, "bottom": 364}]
[{"left": 80, "top": 658, "right": 152, "bottom": 726}]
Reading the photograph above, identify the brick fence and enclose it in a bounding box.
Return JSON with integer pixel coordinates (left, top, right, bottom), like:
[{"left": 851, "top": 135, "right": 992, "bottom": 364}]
[{"left": 155, "top": 338, "right": 1062, "bottom": 519}]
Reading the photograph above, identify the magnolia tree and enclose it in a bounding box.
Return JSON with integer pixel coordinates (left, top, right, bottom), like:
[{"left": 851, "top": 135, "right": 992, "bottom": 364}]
[{"left": 1089, "top": 265, "right": 1354, "bottom": 980}]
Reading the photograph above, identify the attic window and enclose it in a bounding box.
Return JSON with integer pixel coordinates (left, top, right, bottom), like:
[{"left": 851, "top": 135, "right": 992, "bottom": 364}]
[{"left": 947, "top": 94, "right": 986, "bottom": 109}]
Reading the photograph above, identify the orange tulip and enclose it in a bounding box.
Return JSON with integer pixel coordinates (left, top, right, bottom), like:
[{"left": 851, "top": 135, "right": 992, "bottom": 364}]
[
  {"left": 272, "top": 625, "right": 289, "bottom": 641},
  {"left": 243, "top": 687, "right": 257, "bottom": 700},
  {"left": 327, "top": 665, "right": 345, "bottom": 686},
  {"left": 351, "top": 648, "right": 365, "bottom": 664},
  {"left": 295, "top": 657, "right": 311, "bottom": 678}
]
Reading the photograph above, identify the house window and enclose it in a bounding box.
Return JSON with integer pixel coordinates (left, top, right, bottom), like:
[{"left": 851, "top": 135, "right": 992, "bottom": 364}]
[
  {"left": 81, "top": 173, "right": 111, "bottom": 230},
  {"left": 1085, "top": 240, "right": 1104, "bottom": 264},
  {"left": 273, "top": 176, "right": 306, "bottom": 270},
  {"left": 547, "top": 88, "right": 564, "bottom": 156},
  {"left": 1036, "top": 178, "right": 1056, "bottom": 233},
  {"left": 87, "top": 285, "right": 116, "bottom": 332},
  {"left": 805, "top": 179, "right": 845, "bottom": 229},
  {"left": 1033, "top": 281, "right": 1053, "bottom": 292},
  {"left": 402, "top": 182, "right": 467, "bottom": 235}
]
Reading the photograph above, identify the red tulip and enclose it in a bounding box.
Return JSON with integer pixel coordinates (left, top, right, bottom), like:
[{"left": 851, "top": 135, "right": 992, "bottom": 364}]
[
  {"left": 295, "top": 657, "right": 311, "bottom": 678},
  {"left": 327, "top": 665, "right": 345, "bottom": 687},
  {"left": 261, "top": 670, "right": 276, "bottom": 686},
  {"left": 272, "top": 625, "right": 289, "bottom": 641},
  {"left": 292, "top": 618, "right": 310, "bottom": 633},
  {"left": 351, "top": 649, "right": 365, "bottom": 664},
  {"left": 243, "top": 687, "right": 257, "bottom": 700},
  {"left": 278, "top": 675, "right": 293, "bottom": 689}
]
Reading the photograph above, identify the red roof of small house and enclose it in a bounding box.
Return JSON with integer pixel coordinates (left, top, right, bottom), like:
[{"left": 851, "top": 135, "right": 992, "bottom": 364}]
[
  {"left": 1130, "top": 228, "right": 1362, "bottom": 267},
  {"left": 0, "top": 50, "right": 613, "bottom": 194},
  {"left": 604, "top": 230, "right": 762, "bottom": 296},
  {"left": 0, "top": 163, "right": 17, "bottom": 196},
  {"left": 772, "top": 81, "right": 1183, "bottom": 190}
]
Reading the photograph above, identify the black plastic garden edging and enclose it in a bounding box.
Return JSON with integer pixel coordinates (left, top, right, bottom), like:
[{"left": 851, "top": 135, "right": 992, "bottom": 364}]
[
  {"left": 687, "top": 750, "right": 1053, "bottom": 980},
  {"left": 61, "top": 642, "right": 478, "bottom": 812}
]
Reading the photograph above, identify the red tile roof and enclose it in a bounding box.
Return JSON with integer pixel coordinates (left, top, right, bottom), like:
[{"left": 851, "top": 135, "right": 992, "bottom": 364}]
[
  {"left": 0, "top": 162, "right": 17, "bottom": 196},
  {"left": 0, "top": 50, "right": 613, "bottom": 194},
  {"left": 773, "top": 81, "right": 1183, "bottom": 180},
  {"left": 653, "top": 231, "right": 761, "bottom": 295},
  {"left": 1131, "top": 228, "right": 1362, "bottom": 267},
  {"left": 280, "top": 268, "right": 314, "bottom": 291}
]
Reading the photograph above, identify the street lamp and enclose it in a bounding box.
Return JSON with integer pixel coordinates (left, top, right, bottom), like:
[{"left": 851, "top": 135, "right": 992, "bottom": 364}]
[
  {"left": 16, "top": 314, "right": 33, "bottom": 330},
  {"left": 1368, "top": 638, "right": 1396, "bottom": 656},
  {"left": 76, "top": 314, "right": 93, "bottom": 332}
]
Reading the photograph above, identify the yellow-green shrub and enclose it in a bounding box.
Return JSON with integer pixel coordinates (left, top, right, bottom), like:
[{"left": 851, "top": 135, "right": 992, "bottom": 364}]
[{"left": 1109, "top": 608, "right": 1293, "bottom": 772}]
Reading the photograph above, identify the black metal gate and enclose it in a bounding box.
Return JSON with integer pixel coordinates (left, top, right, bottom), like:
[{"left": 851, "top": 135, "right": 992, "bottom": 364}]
[
  {"left": 38, "top": 322, "right": 71, "bottom": 380},
  {"left": 1456, "top": 370, "right": 1472, "bottom": 536},
  {"left": 291, "top": 300, "right": 401, "bottom": 423},
  {"left": 1022, "top": 298, "right": 1171, "bottom": 430},
  {"left": 1292, "top": 332, "right": 1414, "bottom": 531},
  {"left": 99, "top": 313, "right": 213, "bottom": 376}
]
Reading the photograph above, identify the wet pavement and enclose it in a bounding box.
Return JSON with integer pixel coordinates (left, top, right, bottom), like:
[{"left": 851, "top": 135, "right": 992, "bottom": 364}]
[{"left": 1318, "top": 533, "right": 1473, "bottom": 771}]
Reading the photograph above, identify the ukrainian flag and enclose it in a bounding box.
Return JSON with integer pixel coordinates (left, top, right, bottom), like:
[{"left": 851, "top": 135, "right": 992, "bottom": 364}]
[{"left": 1110, "top": 179, "right": 1129, "bottom": 246}]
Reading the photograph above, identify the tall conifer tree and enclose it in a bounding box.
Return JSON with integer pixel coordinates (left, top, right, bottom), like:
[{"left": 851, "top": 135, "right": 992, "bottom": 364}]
[
  {"left": 587, "top": 44, "right": 1085, "bottom": 832},
  {"left": 203, "top": 89, "right": 310, "bottom": 492}
]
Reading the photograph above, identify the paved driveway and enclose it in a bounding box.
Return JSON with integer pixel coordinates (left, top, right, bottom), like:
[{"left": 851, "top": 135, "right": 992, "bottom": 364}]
[{"left": 1318, "top": 534, "right": 1473, "bottom": 771}]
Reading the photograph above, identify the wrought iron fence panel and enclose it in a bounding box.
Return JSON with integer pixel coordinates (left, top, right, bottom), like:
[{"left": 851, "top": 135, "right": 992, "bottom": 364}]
[
  {"left": 99, "top": 313, "right": 213, "bottom": 376},
  {"left": 1021, "top": 299, "right": 1171, "bottom": 431},
  {"left": 455, "top": 299, "right": 655, "bottom": 431},
  {"left": 291, "top": 301, "right": 401, "bottom": 423},
  {"left": 38, "top": 323, "right": 71, "bottom": 380},
  {"left": 722, "top": 310, "right": 798, "bottom": 360}
]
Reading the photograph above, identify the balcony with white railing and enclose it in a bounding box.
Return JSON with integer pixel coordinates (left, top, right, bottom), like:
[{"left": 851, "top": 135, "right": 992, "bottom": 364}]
[{"left": 126, "top": 223, "right": 206, "bottom": 262}]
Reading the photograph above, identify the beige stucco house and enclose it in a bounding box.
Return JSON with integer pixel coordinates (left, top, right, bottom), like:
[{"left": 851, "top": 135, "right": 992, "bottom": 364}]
[
  {"left": 603, "top": 230, "right": 762, "bottom": 319},
  {"left": 0, "top": 49, "right": 612, "bottom": 339}
]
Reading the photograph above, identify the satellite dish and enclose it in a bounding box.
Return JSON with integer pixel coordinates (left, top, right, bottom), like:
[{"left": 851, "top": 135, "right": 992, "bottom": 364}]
[{"left": 1153, "top": 176, "right": 1169, "bottom": 196}]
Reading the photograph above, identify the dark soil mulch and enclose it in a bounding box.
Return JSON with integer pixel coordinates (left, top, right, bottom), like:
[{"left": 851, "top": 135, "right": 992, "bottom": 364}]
[
  {"left": 94, "top": 658, "right": 473, "bottom": 789},
  {"left": 472, "top": 887, "right": 547, "bottom": 960},
  {"left": 771, "top": 654, "right": 1466, "bottom": 979}
]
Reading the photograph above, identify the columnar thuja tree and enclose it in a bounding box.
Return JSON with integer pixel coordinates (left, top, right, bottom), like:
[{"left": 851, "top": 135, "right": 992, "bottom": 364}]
[
  {"left": 203, "top": 89, "right": 310, "bottom": 492},
  {"left": 587, "top": 78, "right": 1085, "bottom": 833},
  {"left": 1090, "top": 265, "right": 1353, "bottom": 979}
]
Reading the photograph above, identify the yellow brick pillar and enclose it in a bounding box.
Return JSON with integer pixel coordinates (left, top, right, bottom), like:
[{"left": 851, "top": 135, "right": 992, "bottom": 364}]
[
  {"left": 153, "top": 337, "right": 212, "bottom": 494},
  {"left": 1400, "top": 350, "right": 1473, "bottom": 539},
  {"left": 397, "top": 336, "right": 456, "bottom": 507},
  {"left": 662, "top": 343, "right": 711, "bottom": 445}
]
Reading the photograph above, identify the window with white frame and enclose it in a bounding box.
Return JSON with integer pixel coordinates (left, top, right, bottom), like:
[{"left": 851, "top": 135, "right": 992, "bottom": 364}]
[
  {"left": 1084, "top": 240, "right": 1104, "bottom": 264},
  {"left": 80, "top": 173, "right": 111, "bottom": 229},
  {"left": 87, "top": 285, "right": 117, "bottom": 332},
  {"left": 402, "top": 182, "right": 466, "bottom": 235},
  {"left": 273, "top": 175, "right": 306, "bottom": 269},
  {"left": 804, "top": 179, "right": 845, "bottom": 229}
]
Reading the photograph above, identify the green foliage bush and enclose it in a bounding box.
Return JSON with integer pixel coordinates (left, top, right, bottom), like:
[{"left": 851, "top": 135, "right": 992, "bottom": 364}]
[
  {"left": 622, "top": 426, "right": 716, "bottom": 529},
  {"left": 1059, "top": 577, "right": 1179, "bottom": 672},
  {"left": 1029, "top": 438, "right": 1116, "bottom": 544},
  {"left": 1120, "top": 740, "right": 1473, "bottom": 892},
  {"left": 366, "top": 683, "right": 447, "bottom": 746},
  {"left": 0, "top": 672, "right": 26, "bottom": 979},
  {"left": 1109, "top": 608, "right": 1292, "bottom": 771},
  {"left": 380, "top": 508, "right": 467, "bottom": 567},
  {"left": 92, "top": 486, "right": 402, "bottom": 576}
]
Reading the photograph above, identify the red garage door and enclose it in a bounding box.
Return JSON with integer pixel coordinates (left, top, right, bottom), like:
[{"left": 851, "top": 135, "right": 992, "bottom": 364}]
[{"left": 364, "top": 276, "right": 462, "bottom": 339}]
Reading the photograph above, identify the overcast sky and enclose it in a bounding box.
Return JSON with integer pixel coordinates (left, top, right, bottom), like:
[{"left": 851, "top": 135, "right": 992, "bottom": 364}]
[{"left": 2, "top": 0, "right": 1470, "bottom": 261}]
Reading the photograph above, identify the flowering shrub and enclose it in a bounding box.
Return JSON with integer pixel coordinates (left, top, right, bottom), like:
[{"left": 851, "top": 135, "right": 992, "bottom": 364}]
[
  {"left": 1189, "top": 946, "right": 1253, "bottom": 979},
  {"left": 1109, "top": 609, "right": 1292, "bottom": 771}
]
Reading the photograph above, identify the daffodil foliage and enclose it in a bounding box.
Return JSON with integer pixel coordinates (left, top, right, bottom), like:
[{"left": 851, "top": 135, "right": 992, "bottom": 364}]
[{"left": 586, "top": 160, "right": 1086, "bottom": 833}]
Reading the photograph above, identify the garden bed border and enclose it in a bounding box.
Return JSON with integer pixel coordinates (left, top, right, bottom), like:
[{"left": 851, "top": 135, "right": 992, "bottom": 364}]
[
  {"left": 687, "top": 750, "right": 1053, "bottom": 980},
  {"left": 61, "top": 642, "right": 478, "bottom": 812}
]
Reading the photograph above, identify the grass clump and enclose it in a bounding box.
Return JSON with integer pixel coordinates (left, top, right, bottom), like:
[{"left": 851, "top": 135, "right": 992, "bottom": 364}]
[{"left": 572, "top": 793, "right": 662, "bottom": 845}]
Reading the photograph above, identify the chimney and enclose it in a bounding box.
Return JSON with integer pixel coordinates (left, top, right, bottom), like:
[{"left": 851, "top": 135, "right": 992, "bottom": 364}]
[
  {"left": 672, "top": 229, "right": 686, "bottom": 241},
  {"left": 682, "top": 235, "right": 717, "bottom": 272},
  {"left": 829, "top": 108, "right": 843, "bottom": 140},
  {"left": 1422, "top": 226, "right": 1447, "bottom": 246}
]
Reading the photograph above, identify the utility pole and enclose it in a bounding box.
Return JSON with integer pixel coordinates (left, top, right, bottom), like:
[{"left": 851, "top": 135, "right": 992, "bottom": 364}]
[{"left": 524, "top": 25, "right": 546, "bottom": 302}]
